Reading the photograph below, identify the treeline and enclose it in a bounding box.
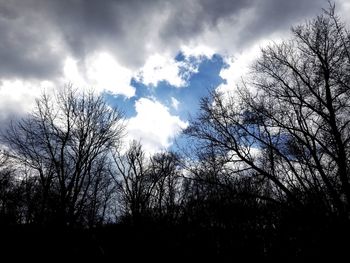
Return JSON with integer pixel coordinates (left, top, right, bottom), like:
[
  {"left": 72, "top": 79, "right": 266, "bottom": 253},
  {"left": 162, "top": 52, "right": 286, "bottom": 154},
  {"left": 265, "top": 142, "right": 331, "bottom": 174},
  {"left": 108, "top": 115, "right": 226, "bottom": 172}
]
[{"left": 1, "top": 5, "right": 350, "bottom": 260}]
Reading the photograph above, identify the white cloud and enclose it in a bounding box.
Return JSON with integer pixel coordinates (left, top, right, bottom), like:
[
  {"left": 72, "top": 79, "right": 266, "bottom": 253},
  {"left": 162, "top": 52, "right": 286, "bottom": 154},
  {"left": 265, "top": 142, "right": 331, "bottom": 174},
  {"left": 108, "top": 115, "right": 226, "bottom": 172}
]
[
  {"left": 171, "top": 97, "right": 180, "bottom": 110},
  {"left": 1, "top": 0, "right": 345, "bottom": 154},
  {"left": 338, "top": 0, "right": 350, "bottom": 25},
  {"left": 85, "top": 52, "right": 135, "bottom": 97},
  {"left": 135, "top": 46, "right": 216, "bottom": 88},
  {"left": 63, "top": 52, "right": 135, "bottom": 98},
  {"left": 63, "top": 57, "right": 86, "bottom": 88},
  {"left": 0, "top": 79, "right": 55, "bottom": 124},
  {"left": 180, "top": 45, "right": 216, "bottom": 58},
  {"left": 216, "top": 39, "right": 275, "bottom": 96},
  {"left": 126, "top": 97, "right": 188, "bottom": 154},
  {"left": 135, "top": 53, "right": 186, "bottom": 87}
]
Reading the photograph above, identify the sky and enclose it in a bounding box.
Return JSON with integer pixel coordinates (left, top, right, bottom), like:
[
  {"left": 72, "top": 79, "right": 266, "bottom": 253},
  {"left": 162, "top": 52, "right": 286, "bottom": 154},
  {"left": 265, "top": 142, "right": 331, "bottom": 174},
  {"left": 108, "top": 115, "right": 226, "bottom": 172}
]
[{"left": 0, "top": 0, "right": 349, "bottom": 153}]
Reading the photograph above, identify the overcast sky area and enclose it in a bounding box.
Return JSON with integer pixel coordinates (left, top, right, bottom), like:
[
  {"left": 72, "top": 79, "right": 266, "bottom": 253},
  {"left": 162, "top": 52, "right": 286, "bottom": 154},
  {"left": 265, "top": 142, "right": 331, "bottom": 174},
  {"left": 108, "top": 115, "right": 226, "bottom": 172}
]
[{"left": 0, "top": 0, "right": 349, "bottom": 153}]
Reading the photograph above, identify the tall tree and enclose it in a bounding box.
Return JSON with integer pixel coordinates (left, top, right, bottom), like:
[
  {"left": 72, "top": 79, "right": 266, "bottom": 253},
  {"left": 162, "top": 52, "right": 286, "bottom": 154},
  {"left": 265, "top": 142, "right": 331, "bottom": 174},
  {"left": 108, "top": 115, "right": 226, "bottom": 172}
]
[
  {"left": 112, "top": 141, "right": 183, "bottom": 224},
  {"left": 111, "top": 141, "right": 154, "bottom": 223},
  {"left": 148, "top": 151, "right": 182, "bottom": 222},
  {"left": 184, "top": 5, "right": 350, "bottom": 217},
  {"left": 2, "top": 86, "right": 125, "bottom": 225}
]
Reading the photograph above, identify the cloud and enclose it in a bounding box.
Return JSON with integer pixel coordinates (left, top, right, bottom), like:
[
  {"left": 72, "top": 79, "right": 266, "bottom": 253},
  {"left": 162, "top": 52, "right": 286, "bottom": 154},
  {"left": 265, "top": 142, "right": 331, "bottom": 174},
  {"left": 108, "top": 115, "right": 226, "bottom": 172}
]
[
  {"left": 0, "top": 0, "right": 66, "bottom": 80},
  {"left": 135, "top": 53, "right": 186, "bottom": 87},
  {"left": 126, "top": 97, "right": 188, "bottom": 153},
  {"left": 217, "top": 39, "right": 273, "bottom": 96},
  {"left": 0, "top": 0, "right": 348, "bottom": 147},
  {"left": 63, "top": 52, "right": 135, "bottom": 97},
  {"left": 171, "top": 97, "right": 180, "bottom": 111},
  {"left": 0, "top": 79, "right": 55, "bottom": 127},
  {"left": 180, "top": 45, "right": 216, "bottom": 58},
  {"left": 0, "top": 0, "right": 335, "bottom": 82},
  {"left": 85, "top": 52, "right": 135, "bottom": 97},
  {"left": 338, "top": 0, "right": 350, "bottom": 25},
  {"left": 135, "top": 51, "right": 207, "bottom": 88}
]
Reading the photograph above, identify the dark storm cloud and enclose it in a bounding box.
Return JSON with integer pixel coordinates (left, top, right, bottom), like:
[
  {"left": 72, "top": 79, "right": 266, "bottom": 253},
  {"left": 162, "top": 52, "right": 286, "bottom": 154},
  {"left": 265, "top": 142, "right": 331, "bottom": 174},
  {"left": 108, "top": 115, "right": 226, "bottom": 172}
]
[
  {"left": 157, "top": 0, "right": 328, "bottom": 51},
  {"left": 0, "top": 0, "right": 337, "bottom": 80},
  {"left": 159, "top": 0, "right": 253, "bottom": 41},
  {"left": 236, "top": 0, "right": 326, "bottom": 46},
  {"left": 0, "top": 0, "right": 64, "bottom": 79}
]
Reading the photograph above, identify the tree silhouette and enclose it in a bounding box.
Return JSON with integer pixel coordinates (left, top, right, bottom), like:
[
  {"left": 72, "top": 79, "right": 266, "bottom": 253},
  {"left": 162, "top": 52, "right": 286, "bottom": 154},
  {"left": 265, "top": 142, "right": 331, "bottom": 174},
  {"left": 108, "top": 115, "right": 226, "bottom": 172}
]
[
  {"left": 184, "top": 4, "right": 350, "bottom": 217},
  {"left": 111, "top": 141, "right": 153, "bottom": 223},
  {"left": 111, "top": 141, "right": 183, "bottom": 224},
  {"left": 2, "top": 86, "right": 125, "bottom": 225},
  {"left": 0, "top": 151, "right": 20, "bottom": 224},
  {"left": 148, "top": 151, "right": 182, "bottom": 222}
]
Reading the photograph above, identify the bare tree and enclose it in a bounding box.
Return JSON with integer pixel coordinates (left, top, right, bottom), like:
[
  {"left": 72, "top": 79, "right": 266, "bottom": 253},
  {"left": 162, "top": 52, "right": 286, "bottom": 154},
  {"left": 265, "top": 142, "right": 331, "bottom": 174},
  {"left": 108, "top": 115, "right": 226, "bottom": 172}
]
[
  {"left": 111, "top": 141, "right": 154, "bottom": 223},
  {"left": 148, "top": 151, "right": 182, "bottom": 222},
  {"left": 0, "top": 150, "right": 19, "bottom": 224},
  {"left": 2, "top": 86, "right": 125, "bottom": 225},
  {"left": 184, "top": 5, "right": 350, "bottom": 217},
  {"left": 111, "top": 141, "right": 183, "bottom": 223}
]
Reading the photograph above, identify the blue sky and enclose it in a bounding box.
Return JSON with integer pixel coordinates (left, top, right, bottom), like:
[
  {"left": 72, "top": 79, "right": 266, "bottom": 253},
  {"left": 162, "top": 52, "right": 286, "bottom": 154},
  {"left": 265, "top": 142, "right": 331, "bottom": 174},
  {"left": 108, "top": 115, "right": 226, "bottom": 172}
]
[
  {"left": 100, "top": 52, "right": 227, "bottom": 152},
  {"left": 105, "top": 53, "right": 226, "bottom": 119},
  {"left": 0, "top": 0, "right": 349, "bottom": 153}
]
